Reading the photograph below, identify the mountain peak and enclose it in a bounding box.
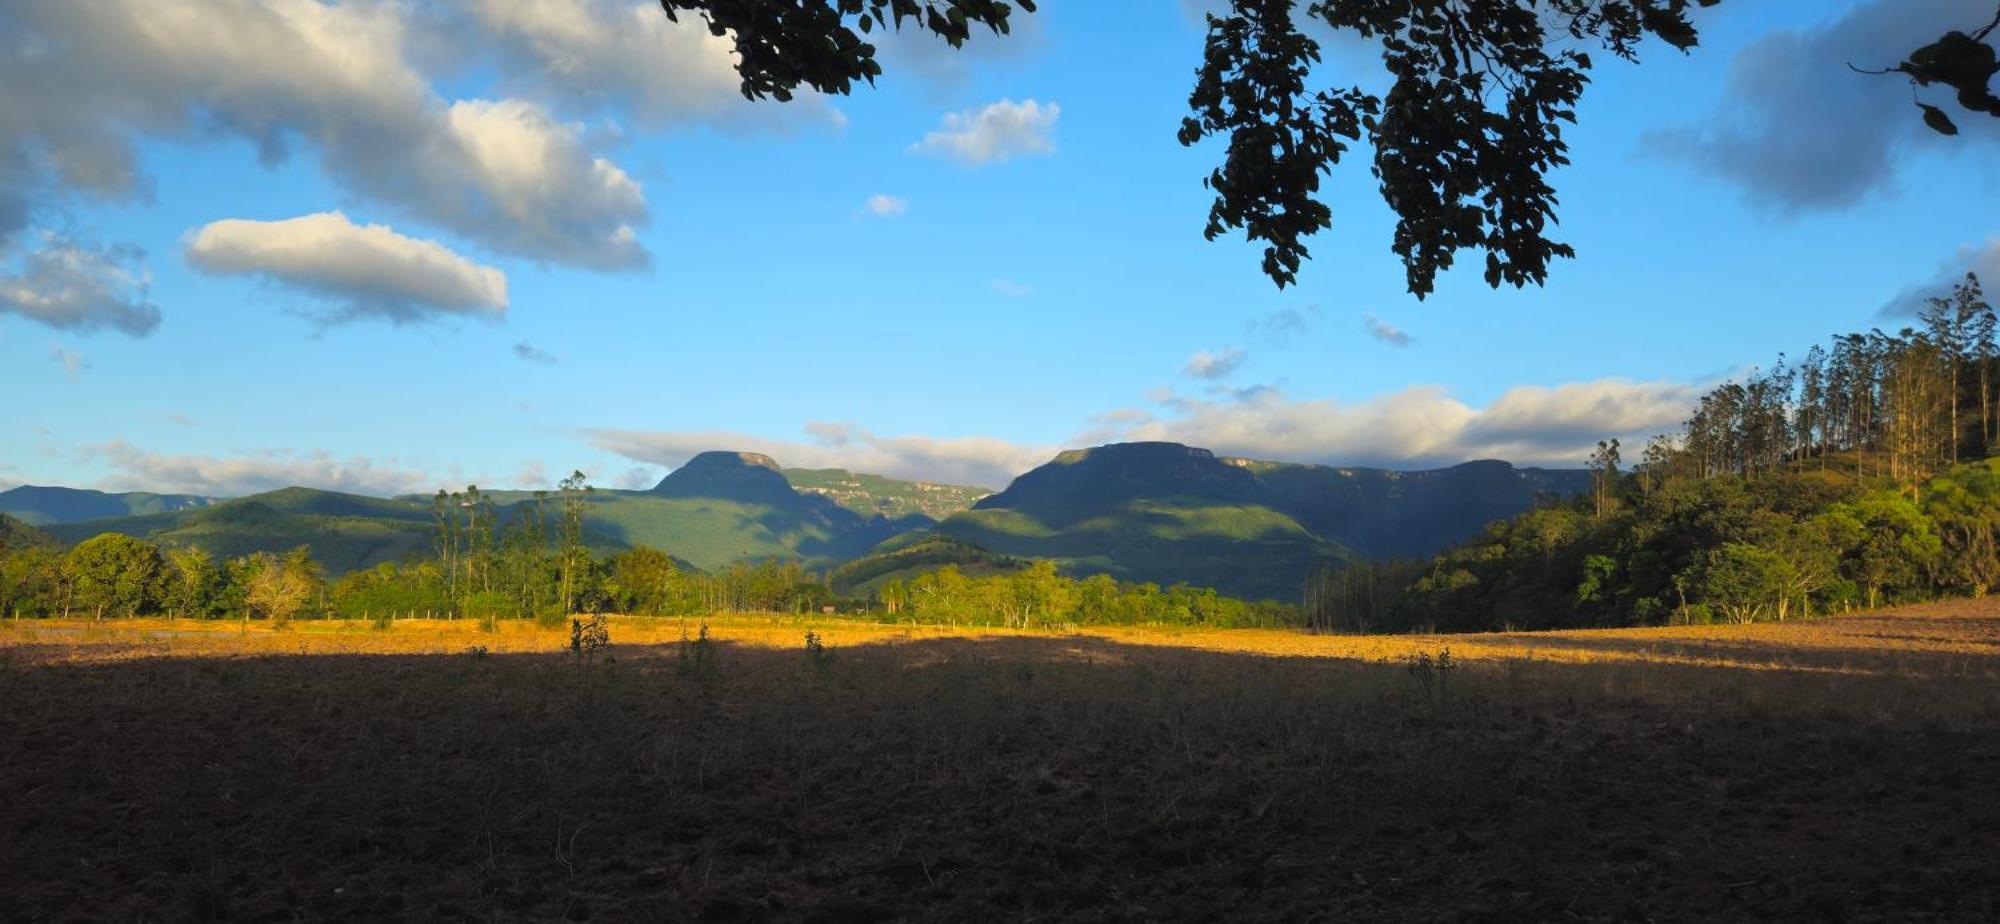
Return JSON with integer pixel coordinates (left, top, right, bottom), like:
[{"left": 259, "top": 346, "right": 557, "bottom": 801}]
[
  {"left": 1051, "top": 442, "right": 1215, "bottom": 466},
  {"left": 651, "top": 450, "right": 797, "bottom": 504},
  {"left": 979, "top": 441, "right": 1252, "bottom": 512},
  {"left": 683, "top": 451, "right": 782, "bottom": 472}
]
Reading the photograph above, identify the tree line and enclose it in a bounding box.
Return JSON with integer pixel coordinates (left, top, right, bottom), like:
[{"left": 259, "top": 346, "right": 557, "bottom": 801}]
[
  {"left": 0, "top": 470, "right": 1302, "bottom": 628},
  {"left": 875, "top": 561, "right": 1298, "bottom": 629},
  {"left": 1310, "top": 275, "right": 2000, "bottom": 633}
]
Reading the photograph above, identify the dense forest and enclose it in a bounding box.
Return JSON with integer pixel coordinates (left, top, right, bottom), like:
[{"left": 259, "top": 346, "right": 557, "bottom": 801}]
[{"left": 1312, "top": 274, "right": 2000, "bottom": 632}]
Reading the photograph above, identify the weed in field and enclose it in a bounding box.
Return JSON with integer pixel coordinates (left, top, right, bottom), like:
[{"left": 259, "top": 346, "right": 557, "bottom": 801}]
[
  {"left": 1406, "top": 647, "right": 1458, "bottom": 706},
  {"left": 804, "top": 630, "right": 833, "bottom": 673},
  {"left": 677, "top": 623, "right": 716, "bottom": 680},
  {"left": 465, "top": 645, "right": 488, "bottom": 660}
]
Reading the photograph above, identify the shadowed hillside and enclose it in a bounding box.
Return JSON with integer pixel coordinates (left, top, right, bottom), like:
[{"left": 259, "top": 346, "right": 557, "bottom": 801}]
[
  {"left": 0, "top": 485, "right": 215, "bottom": 526},
  {"left": 578, "top": 451, "right": 930, "bottom": 571},
  {"left": 935, "top": 442, "right": 1587, "bottom": 600},
  {"left": 43, "top": 489, "right": 436, "bottom": 575}
]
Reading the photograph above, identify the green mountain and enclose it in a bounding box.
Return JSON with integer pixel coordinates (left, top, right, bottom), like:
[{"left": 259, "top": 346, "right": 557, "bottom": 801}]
[
  {"left": 44, "top": 488, "right": 436, "bottom": 574},
  {"left": 32, "top": 455, "right": 930, "bottom": 576},
  {"left": 828, "top": 533, "right": 1027, "bottom": 596},
  {"left": 586, "top": 451, "right": 929, "bottom": 571},
  {"left": 781, "top": 468, "right": 990, "bottom": 520},
  {"left": 21, "top": 444, "right": 1586, "bottom": 596},
  {"left": 0, "top": 513, "right": 56, "bottom": 552},
  {"left": 0, "top": 485, "right": 215, "bottom": 526},
  {"left": 931, "top": 442, "right": 1590, "bottom": 601}
]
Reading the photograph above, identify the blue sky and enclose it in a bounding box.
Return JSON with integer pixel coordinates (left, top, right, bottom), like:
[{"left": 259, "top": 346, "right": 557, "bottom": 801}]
[{"left": 5, "top": 0, "right": 1998, "bottom": 494}]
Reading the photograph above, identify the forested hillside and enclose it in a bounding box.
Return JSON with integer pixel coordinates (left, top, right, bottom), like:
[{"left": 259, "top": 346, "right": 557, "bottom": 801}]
[
  {"left": 1314, "top": 275, "right": 2000, "bottom": 633},
  {"left": 0, "top": 485, "right": 214, "bottom": 525},
  {"left": 938, "top": 442, "right": 1587, "bottom": 600}
]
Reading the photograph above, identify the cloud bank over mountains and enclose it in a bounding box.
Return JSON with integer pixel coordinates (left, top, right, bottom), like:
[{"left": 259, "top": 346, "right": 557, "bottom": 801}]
[{"left": 587, "top": 376, "right": 1702, "bottom": 491}]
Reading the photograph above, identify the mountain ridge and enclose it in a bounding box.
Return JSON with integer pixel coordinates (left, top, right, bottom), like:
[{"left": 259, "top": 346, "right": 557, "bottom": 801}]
[
  {"left": 934, "top": 442, "right": 1590, "bottom": 600},
  {"left": 16, "top": 444, "right": 1588, "bottom": 597}
]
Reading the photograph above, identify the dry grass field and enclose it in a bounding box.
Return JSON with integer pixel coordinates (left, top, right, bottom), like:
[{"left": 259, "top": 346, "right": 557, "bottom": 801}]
[{"left": 3, "top": 603, "right": 1999, "bottom": 921}]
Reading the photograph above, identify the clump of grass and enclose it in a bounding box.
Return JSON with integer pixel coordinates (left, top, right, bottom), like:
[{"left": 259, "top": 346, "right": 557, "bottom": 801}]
[
  {"left": 677, "top": 623, "right": 716, "bottom": 679},
  {"left": 464, "top": 645, "right": 488, "bottom": 660}
]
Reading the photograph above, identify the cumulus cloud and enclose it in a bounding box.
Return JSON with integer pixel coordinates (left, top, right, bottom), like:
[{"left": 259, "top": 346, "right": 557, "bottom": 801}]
[
  {"left": 1183, "top": 347, "right": 1247, "bottom": 380},
  {"left": 0, "top": 234, "right": 161, "bottom": 335},
  {"left": 1363, "top": 313, "right": 1414, "bottom": 347},
  {"left": 50, "top": 344, "right": 88, "bottom": 379},
  {"left": 1650, "top": 0, "right": 2000, "bottom": 212},
  {"left": 909, "top": 99, "right": 1059, "bottom": 165},
  {"left": 1881, "top": 237, "right": 2000, "bottom": 317},
  {"left": 513, "top": 342, "right": 558, "bottom": 364},
  {"left": 589, "top": 423, "right": 1053, "bottom": 489},
  {"left": 862, "top": 194, "right": 908, "bottom": 218},
  {"left": 1109, "top": 379, "right": 1702, "bottom": 469},
  {"left": 185, "top": 211, "right": 507, "bottom": 324},
  {"left": 1, "top": 1, "right": 648, "bottom": 271},
  {"left": 450, "top": 0, "right": 847, "bottom": 131},
  {"left": 90, "top": 441, "right": 446, "bottom": 497}
]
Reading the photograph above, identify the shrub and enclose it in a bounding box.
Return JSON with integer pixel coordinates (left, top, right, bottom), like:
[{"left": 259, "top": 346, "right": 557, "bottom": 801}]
[{"left": 569, "top": 615, "right": 610, "bottom": 663}]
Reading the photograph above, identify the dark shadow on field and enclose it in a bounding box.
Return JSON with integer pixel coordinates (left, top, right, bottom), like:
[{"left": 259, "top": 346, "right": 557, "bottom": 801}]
[{"left": 2, "top": 634, "right": 1998, "bottom": 922}]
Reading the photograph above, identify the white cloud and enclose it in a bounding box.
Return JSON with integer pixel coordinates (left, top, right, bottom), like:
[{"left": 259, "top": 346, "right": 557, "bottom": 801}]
[
  {"left": 0, "top": 233, "right": 161, "bottom": 336},
  {"left": 991, "top": 278, "right": 1035, "bottom": 297},
  {"left": 513, "top": 342, "right": 558, "bottom": 364},
  {"left": 863, "top": 194, "right": 909, "bottom": 218},
  {"left": 1, "top": 0, "right": 648, "bottom": 271},
  {"left": 50, "top": 344, "right": 88, "bottom": 380},
  {"left": 1183, "top": 347, "right": 1247, "bottom": 380},
  {"left": 185, "top": 211, "right": 507, "bottom": 324},
  {"left": 454, "top": 0, "right": 842, "bottom": 130},
  {"left": 1363, "top": 313, "right": 1414, "bottom": 347},
  {"left": 90, "top": 441, "right": 448, "bottom": 497},
  {"left": 589, "top": 423, "right": 1053, "bottom": 490},
  {"left": 1881, "top": 237, "right": 2000, "bottom": 317},
  {"left": 589, "top": 376, "right": 1700, "bottom": 488},
  {"left": 429, "top": 98, "right": 648, "bottom": 268},
  {"left": 1116, "top": 379, "right": 1700, "bottom": 469},
  {"left": 909, "top": 99, "right": 1059, "bottom": 165},
  {"left": 615, "top": 466, "right": 659, "bottom": 490}
]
